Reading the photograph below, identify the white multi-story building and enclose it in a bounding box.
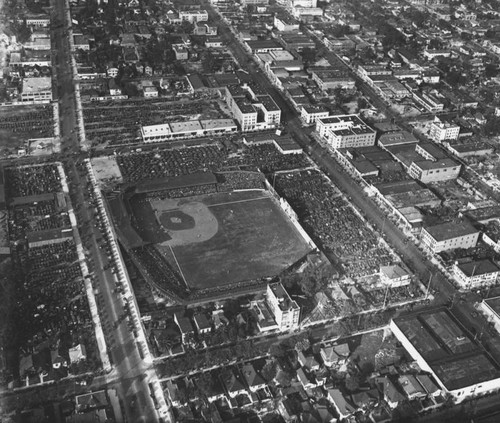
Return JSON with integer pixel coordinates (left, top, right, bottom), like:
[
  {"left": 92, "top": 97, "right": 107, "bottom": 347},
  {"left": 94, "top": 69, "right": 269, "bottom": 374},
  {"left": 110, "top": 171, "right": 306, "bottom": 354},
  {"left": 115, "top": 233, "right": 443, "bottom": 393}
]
[
  {"left": 293, "top": 0, "right": 317, "bottom": 7},
  {"left": 429, "top": 118, "right": 460, "bottom": 142},
  {"left": 316, "top": 114, "right": 376, "bottom": 149},
  {"left": 266, "top": 283, "right": 300, "bottom": 331},
  {"left": 453, "top": 259, "right": 500, "bottom": 289},
  {"left": 408, "top": 159, "right": 461, "bottom": 184},
  {"left": 25, "top": 15, "right": 50, "bottom": 27},
  {"left": 420, "top": 221, "right": 480, "bottom": 253},
  {"left": 141, "top": 119, "right": 237, "bottom": 142},
  {"left": 21, "top": 77, "right": 52, "bottom": 103},
  {"left": 225, "top": 85, "right": 280, "bottom": 132},
  {"left": 301, "top": 105, "right": 329, "bottom": 125},
  {"left": 179, "top": 10, "right": 209, "bottom": 23}
]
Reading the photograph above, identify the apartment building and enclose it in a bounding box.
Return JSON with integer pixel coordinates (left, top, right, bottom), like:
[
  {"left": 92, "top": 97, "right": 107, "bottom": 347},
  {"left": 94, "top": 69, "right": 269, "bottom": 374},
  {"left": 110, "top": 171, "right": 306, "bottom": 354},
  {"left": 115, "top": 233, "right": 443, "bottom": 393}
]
[
  {"left": 316, "top": 114, "right": 376, "bottom": 149},
  {"left": 420, "top": 221, "right": 480, "bottom": 253},
  {"left": 266, "top": 283, "right": 300, "bottom": 331}
]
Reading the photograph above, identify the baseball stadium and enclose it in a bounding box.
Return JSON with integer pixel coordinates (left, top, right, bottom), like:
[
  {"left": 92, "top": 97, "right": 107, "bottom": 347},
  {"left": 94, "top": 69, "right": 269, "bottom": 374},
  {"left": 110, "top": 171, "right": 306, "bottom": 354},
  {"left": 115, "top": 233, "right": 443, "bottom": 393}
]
[{"left": 107, "top": 171, "right": 313, "bottom": 302}]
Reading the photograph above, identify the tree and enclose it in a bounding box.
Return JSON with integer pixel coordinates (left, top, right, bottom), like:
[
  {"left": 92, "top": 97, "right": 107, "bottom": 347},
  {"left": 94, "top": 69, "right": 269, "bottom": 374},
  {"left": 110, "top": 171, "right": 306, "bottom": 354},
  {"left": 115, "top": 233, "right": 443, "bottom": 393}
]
[
  {"left": 345, "top": 374, "right": 360, "bottom": 392},
  {"left": 262, "top": 360, "right": 278, "bottom": 382}
]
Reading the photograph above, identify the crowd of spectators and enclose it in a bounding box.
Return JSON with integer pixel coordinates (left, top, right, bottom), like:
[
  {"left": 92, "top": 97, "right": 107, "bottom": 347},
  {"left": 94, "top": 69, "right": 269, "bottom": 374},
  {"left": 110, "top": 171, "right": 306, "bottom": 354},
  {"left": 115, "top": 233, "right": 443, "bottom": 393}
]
[
  {"left": 5, "top": 165, "right": 61, "bottom": 197},
  {"left": 216, "top": 171, "right": 265, "bottom": 192},
  {"left": 149, "top": 184, "right": 218, "bottom": 199},
  {"left": 275, "top": 170, "right": 393, "bottom": 277},
  {"left": 132, "top": 245, "right": 186, "bottom": 300},
  {"left": 117, "top": 143, "right": 311, "bottom": 184},
  {"left": 118, "top": 145, "right": 226, "bottom": 183},
  {"left": 0, "top": 105, "right": 54, "bottom": 138}
]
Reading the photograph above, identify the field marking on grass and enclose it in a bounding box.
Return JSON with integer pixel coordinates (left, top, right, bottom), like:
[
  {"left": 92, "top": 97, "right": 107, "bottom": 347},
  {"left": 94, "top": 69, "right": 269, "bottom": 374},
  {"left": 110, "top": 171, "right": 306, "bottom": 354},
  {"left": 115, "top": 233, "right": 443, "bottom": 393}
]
[
  {"left": 168, "top": 244, "right": 189, "bottom": 288},
  {"left": 206, "top": 196, "right": 270, "bottom": 208}
]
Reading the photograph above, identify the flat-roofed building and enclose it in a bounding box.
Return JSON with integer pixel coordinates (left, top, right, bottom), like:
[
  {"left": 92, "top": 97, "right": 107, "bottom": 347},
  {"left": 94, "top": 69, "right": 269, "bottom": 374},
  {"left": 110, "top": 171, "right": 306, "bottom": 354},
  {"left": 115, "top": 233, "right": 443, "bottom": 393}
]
[
  {"left": 446, "top": 141, "right": 494, "bottom": 158},
  {"left": 245, "top": 39, "right": 283, "bottom": 53},
  {"left": 274, "top": 15, "right": 300, "bottom": 32},
  {"left": 311, "top": 69, "right": 355, "bottom": 91},
  {"left": 21, "top": 77, "right": 52, "bottom": 103},
  {"left": 316, "top": 114, "right": 376, "bottom": 149},
  {"left": 27, "top": 228, "right": 73, "bottom": 248},
  {"left": 420, "top": 221, "right": 480, "bottom": 253},
  {"left": 266, "top": 282, "right": 300, "bottom": 331},
  {"left": 429, "top": 119, "right": 460, "bottom": 142},
  {"left": 179, "top": 10, "right": 208, "bottom": 23},
  {"left": 301, "top": 105, "right": 330, "bottom": 125},
  {"left": 25, "top": 14, "right": 50, "bottom": 27},
  {"left": 408, "top": 158, "right": 461, "bottom": 183},
  {"left": 452, "top": 259, "right": 500, "bottom": 289},
  {"left": 141, "top": 119, "right": 236, "bottom": 142},
  {"left": 391, "top": 308, "right": 500, "bottom": 403},
  {"left": 380, "top": 264, "right": 411, "bottom": 287},
  {"left": 480, "top": 297, "right": 500, "bottom": 333}
]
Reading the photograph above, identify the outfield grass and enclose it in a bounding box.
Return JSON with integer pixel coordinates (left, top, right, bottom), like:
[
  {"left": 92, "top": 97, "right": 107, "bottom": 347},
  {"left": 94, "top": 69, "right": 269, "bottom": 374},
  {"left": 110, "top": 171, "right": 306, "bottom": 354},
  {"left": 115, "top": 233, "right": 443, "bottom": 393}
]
[{"left": 167, "top": 191, "right": 311, "bottom": 289}]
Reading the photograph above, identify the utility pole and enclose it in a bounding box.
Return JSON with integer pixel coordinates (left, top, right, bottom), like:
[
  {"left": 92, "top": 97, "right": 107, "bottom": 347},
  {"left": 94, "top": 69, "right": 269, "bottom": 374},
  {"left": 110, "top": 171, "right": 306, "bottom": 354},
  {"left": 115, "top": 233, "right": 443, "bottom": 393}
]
[{"left": 425, "top": 272, "right": 434, "bottom": 299}]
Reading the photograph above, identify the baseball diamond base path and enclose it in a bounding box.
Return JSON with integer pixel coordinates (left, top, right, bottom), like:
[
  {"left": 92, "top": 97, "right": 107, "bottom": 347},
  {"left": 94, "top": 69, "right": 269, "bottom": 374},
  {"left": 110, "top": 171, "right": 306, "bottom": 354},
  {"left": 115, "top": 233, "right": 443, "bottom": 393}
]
[{"left": 141, "top": 190, "right": 312, "bottom": 290}]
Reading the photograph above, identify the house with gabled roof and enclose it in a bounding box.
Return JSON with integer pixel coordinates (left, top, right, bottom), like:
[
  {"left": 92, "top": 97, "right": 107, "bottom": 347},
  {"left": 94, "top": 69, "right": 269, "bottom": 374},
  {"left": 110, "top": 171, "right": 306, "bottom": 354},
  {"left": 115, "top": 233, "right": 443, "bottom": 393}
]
[
  {"left": 398, "top": 374, "right": 427, "bottom": 400},
  {"left": 320, "top": 343, "right": 350, "bottom": 367},
  {"left": 220, "top": 367, "right": 247, "bottom": 398},
  {"left": 75, "top": 390, "right": 109, "bottom": 413},
  {"left": 327, "top": 388, "right": 356, "bottom": 420},
  {"left": 377, "top": 376, "right": 405, "bottom": 409},
  {"left": 165, "top": 380, "right": 183, "bottom": 407},
  {"left": 416, "top": 374, "right": 441, "bottom": 397},
  {"left": 193, "top": 313, "right": 211, "bottom": 334},
  {"left": 298, "top": 351, "right": 320, "bottom": 371},
  {"left": 174, "top": 313, "right": 195, "bottom": 343},
  {"left": 241, "top": 362, "right": 266, "bottom": 392},
  {"left": 297, "top": 368, "right": 316, "bottom": 390}
]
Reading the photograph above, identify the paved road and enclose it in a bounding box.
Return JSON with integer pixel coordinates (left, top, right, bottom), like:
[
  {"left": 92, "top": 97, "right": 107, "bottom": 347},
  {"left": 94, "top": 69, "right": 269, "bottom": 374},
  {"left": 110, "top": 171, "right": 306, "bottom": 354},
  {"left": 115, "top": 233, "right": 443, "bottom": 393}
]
[
  {"left": 49, "top": 0, "right": 166, "bottom": 420},
  {"left": 51, "top": 0, "right": 79, "bottom": 153}
]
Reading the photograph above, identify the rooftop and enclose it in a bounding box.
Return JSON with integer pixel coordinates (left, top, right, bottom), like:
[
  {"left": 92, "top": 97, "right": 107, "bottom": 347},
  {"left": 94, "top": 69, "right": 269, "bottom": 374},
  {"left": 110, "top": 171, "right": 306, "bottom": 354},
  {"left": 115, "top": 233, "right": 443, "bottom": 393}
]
[
  {"left": 413, "top": 158, "right": 459, "bottom": 171},
  {"left": 269, "top": 282, "right": 299, "bottom": 312},
  {"left": 424, "top": 220, "right": 478, "bottom": 242},
  {"left": 22, "top": 77, "right": 51, "bottom": 93},
  {"left": 393, "top": 308, "right": 500, "bottom": 391},
  {"left": 456, "top": 259, "right": 500, "bottom": 277}
]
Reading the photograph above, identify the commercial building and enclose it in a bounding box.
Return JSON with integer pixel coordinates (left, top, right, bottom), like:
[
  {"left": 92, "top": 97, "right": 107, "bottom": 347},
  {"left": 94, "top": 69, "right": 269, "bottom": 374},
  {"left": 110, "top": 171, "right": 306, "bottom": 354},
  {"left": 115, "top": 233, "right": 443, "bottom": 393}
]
[
  {"left": 429, "top": 119, "right": 460, "bottom": 142},
  {"left": 141, "top": 119, "right": 237, "bottom": 142},
  {"left": 274, "top": 15, "right": 300, "bottom": 32},
  {"left": 479, "top": 297, "right": 500, "bottom": 333},
  {"left": 266, "top": 282, "right": 300, "bottom": 331},
  {"left": 21, "top": 77, "right": 52, "bottom": 103},
  {"left": 316, "top": 114, "right": 376, "bottom": 149},
  {"left": 25, "top": 14, "right": 50, "bottom": 27},
  {"left": 391, "top": 309, "right": 500, "bottom": 403},
  {"left": 301, "top": 105, "right": 329, "bottom": 125},
  {"left": 452, "top": 259, "right": 500, "bottom": 289},
  {"left": 225, "top": 85, "right": 281, "bottom": 132},
  {"left": 408, "top": 158, "right": 461, "bottom": 184},
  {"left": 179, "top": 10, "right": 208, "bottom": 23},
  {"left": 420, "top": 221, "right": 480, "bottom": 253},
  {"left": 311, "top": 69, "right": 355, "bottom": 91}
]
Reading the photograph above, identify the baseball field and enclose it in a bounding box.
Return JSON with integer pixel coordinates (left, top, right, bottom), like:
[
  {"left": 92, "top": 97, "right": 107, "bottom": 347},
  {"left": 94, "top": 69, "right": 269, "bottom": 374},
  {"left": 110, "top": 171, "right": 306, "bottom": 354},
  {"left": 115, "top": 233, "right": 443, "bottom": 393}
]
[{"left": 127, "top": 190, "right": 311, "bottom": 290}]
